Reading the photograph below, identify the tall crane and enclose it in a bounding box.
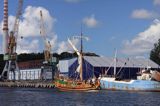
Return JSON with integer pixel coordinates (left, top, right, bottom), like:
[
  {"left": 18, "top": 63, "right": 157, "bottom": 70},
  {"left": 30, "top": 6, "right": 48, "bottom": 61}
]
[
  {"left": 39, "top": 10, "right": 54, "bottom": 81},
  {"left": 1, "top": 0, "right": 23, "bottom": 80},
  {"left": 40, "top": 10, "right": 52, "bottom": 63}
]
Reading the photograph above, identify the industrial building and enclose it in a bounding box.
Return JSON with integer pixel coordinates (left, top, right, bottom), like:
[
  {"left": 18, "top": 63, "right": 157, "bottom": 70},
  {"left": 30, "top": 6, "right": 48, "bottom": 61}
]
[
  {"left": 9, "top": 69, "right": 41, "bottom": 80},
  {"left": 58, "top": 56, "right": 160, "bottom": 80},
  {"left": 1, "top": 0, "right": 56, "bottom": 81},
  {"left": 9, "top": 60, "right": 53, "bottom": 80}
]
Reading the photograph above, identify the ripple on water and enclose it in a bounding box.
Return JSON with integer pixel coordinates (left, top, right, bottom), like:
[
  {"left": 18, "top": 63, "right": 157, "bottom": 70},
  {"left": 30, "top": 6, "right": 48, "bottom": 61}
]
[{"left": 0, "top": 88, "right": 160, "bottom": 106}]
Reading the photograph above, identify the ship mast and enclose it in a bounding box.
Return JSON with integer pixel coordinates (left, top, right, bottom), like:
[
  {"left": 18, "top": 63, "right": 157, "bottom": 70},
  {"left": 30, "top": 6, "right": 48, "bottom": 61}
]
[
  {"left": 79, "top": 27, "right": 83, "bottom": 81},
  {"left": 114, "top": 49, "right": 117, "bottom": 77},
  {"left": 68, "top": 27, "right": 89, "bottom": 81}
]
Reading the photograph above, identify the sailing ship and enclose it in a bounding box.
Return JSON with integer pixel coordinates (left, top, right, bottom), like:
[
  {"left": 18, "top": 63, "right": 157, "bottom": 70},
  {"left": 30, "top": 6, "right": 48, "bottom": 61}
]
[
  {"left": 54, "top": 32, "right": 100, "bottom": 91},
  {"left": 100, "top": 50, "right": 160, "bottom": 91}
]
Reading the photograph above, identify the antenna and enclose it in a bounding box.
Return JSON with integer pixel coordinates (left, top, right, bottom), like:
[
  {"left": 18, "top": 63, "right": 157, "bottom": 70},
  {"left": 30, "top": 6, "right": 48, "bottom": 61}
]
[
  {"left": 114, "top": 49, "right": 117, "bottom": 77},
  {"left": 80, "top": 24, "right": 83, "bottom": 54}
]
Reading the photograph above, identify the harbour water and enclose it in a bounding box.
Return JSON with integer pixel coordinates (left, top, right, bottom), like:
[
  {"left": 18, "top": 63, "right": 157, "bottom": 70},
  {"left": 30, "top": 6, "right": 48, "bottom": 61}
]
[{"left": 0, "top": 87, "right": 160, "bottom": 106}]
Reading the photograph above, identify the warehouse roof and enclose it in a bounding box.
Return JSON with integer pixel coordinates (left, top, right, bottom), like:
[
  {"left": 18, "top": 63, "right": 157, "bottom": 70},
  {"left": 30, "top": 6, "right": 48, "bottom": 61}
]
[
  {"left": 59, "top": 56, "right": 159, "bottom": 70},
  {"left": 84, "top": 56, "right": 159, "bottom": 68}
]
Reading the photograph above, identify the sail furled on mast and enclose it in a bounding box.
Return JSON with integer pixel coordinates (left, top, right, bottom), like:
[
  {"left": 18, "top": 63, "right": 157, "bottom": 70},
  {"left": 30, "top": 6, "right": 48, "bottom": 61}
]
[
  {"left": 69, "top": 58, "right": 94, "bottom": 80},
  {"left": 67, "top": 33, "right": 89, "bottom": 81}
]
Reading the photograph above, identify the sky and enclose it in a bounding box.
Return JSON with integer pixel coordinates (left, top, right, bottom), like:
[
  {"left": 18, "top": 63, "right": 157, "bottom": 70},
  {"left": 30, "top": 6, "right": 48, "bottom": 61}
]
[{"left": 0, "top": 0, "right": 160, "bottom": 58}]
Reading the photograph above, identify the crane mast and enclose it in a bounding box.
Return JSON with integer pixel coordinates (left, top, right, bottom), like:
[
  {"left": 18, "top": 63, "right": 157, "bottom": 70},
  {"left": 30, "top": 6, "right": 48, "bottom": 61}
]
[
  {"left": 40, "top": 10, "right": 47, "bottom": 43},
  {"left": 39, "top": 10, "right": 54, "bottom": 81},
  {"left": 40, "top": 10, "right": 52, "bottom": 63}
]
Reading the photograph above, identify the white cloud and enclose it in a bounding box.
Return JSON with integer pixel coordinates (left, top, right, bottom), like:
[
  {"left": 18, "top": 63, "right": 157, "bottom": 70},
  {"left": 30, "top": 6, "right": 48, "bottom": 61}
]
[
  {"left": 153, "top": 0, "right": 160, "bottom": 5},
  {"left": 48, "top": 34, "right": 58, "bottom": 52},
  {"left": 122, "top": 19, "right": 160, "bottom": 56},
  {"left": 0, "top": 5, "right": 82, "bottom": 54},
  {"left": 64, "top": 0, "right": 81, "bottom": 3},
  {"left": 57, "top": 38, "right": 79, "bottom": 54},
  {"left": 19, "top": 6, "right": 56, "bottom": 37},
  {"left": 131, "top": 9, "right": 159, "bottom": 19},
  {"left": 16, "top": 38, "right": 39, "bottom": 54},
  {"left": 57, "top": 41, "right": 69, "bottom": 54},
  {"left": 83, "top": 14, "right": 99, "bottom": 28},
  {"left": 0, "top": 6, "right": 57, "bottom": 54},
  {"left": 0, "top": 16, "right": 15, "bottom": 35}
]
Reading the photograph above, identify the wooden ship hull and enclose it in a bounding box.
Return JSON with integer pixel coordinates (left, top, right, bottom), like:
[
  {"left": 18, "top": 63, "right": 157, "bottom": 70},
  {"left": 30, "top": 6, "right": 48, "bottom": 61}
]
[
  {"left": 54, "top": 79, "right": 99, "bottom": 91},
  {"left": 56, "top": 86, "right": 97, "bottom": 91}
]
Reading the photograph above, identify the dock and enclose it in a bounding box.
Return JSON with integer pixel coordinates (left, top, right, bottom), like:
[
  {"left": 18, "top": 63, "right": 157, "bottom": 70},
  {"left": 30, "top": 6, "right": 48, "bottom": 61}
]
[{"left": 0, "top": 81, "right": 55, "bottom": 88}]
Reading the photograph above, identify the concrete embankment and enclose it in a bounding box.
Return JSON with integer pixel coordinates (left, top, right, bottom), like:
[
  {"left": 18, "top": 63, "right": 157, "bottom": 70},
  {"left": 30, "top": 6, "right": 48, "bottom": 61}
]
[{"left": 0, "top": 81, "right": 55, "bottom": 88}]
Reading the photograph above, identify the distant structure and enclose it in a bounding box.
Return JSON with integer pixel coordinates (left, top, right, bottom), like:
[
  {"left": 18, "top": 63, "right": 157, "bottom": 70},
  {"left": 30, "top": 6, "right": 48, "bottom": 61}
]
[
  {"left": 2, "top": 0, "right": 9, "bottom": 54},
  {"left": 9, "top": 59, "right": 58, "bottom": 80},
  {"left": 39, "top": 10, "right": 58, "bottom": 80},
  {"left": 9, "top": 60, "right": 44, "bottom": 80},
  {"left": 59, "top": 56, "right": 160, "bottom": 80},
  {"left": 40, "top": 10, "right": 52, "bottom": 63}
]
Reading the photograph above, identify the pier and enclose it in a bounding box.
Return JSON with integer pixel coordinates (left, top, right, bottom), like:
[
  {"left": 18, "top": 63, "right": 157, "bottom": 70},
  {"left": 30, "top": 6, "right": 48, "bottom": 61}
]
[{"left": 0, "top": 81, "right": 55, "bottom": 88}]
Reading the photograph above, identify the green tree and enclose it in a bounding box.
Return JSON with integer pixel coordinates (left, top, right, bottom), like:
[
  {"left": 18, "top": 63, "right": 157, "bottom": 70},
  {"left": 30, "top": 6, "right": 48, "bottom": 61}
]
[
  {"left": 0, "top": 54, "right": 5, "bottom": 74},
  {"left": 150, "top": 39, "right": 160, "bottom": 65}
]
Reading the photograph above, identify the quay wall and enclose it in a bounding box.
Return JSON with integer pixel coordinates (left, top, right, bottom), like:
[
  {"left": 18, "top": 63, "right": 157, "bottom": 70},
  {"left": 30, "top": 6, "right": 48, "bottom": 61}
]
[{"left": 0, "top": 81, "right": 55, "bottom": 88}]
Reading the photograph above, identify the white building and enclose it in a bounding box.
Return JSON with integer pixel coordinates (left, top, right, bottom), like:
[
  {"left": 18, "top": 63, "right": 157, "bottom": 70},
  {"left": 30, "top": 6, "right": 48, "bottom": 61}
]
[
  {"left": 9, "top": 69, "right": 41, "bottom": 80},
  {"left": 9, "top": 60, "right": 53, "bottom": 80}
]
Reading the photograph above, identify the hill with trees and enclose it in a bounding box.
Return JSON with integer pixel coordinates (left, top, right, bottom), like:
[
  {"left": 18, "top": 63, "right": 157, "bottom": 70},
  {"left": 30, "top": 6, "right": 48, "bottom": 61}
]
[
  {"left": 150, "top": 39, "right": 160, "bottom": 65},
  {"left": 0, "top": 52, "right": 99, "bottom": 74}
]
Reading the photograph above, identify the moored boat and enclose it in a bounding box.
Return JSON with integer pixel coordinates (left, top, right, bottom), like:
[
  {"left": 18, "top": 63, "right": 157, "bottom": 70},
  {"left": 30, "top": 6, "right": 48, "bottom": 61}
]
[
  {"left": 100, "top": 77, "right": 160, "bottom": 91},
  {"left": 99, "top": 50, "right": 160, "bottom": 92},
  {"left": 55, "top": 33, "right": 100, "bottom": 91}
]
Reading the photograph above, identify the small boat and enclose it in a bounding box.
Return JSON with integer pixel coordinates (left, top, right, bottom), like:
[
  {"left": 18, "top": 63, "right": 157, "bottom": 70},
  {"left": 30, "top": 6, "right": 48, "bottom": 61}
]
[
  {"left": 100, "top": 50, "right": 160, "bottom": 92},
  {"left": 55, "top": 33, "right": 100, "bottom": 91},
  {"left": 100, "top": 77, "right": 160, "bottom": 92}
]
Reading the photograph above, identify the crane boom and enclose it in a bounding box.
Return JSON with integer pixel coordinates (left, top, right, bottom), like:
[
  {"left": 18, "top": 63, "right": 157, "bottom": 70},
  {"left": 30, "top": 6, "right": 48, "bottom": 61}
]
[
  {"left": 40, "top": 10, "right": 52, "bottom": 62},
  {"left": 40, "top": 10, "right": 47, "bottom": 43},
  {"left": 13, "top": 0, "right": 23, "bottom": 40}
]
